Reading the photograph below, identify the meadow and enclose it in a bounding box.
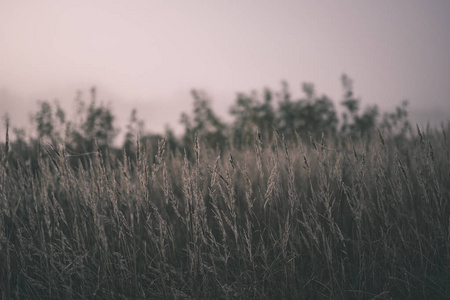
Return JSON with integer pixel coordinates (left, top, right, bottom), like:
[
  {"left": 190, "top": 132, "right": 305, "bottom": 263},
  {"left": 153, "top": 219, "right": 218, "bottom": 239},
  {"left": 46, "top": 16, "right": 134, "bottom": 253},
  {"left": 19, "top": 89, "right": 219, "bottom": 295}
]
[
  {"left": 1, "top": 124, "right": 449, "bottom": 299},
  {"left": 1, "top": 78, "right": 450, "bottom": 299}
]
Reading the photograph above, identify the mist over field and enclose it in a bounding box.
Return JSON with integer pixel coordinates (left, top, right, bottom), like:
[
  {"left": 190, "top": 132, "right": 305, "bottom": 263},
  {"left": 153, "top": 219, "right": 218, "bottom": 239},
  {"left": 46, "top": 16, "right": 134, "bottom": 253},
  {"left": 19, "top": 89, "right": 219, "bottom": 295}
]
[{"left": 1, "top": 0, "right": 450, "bottom": 139}]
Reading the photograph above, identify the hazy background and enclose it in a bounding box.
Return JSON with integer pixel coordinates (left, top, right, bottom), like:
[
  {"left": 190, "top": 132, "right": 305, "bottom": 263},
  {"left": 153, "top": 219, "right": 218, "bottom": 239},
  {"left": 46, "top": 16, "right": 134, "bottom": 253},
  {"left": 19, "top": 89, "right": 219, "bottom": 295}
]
[{"left": 1, "top": 0, "right": 450, "bottom": 140}]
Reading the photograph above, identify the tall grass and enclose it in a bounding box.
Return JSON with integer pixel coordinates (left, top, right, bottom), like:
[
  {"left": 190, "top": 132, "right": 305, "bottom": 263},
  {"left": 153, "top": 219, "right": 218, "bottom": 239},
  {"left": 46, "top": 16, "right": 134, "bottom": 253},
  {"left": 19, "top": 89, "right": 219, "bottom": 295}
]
[{"left": 1, "top": 126, "right": 449, "bottom": 299}]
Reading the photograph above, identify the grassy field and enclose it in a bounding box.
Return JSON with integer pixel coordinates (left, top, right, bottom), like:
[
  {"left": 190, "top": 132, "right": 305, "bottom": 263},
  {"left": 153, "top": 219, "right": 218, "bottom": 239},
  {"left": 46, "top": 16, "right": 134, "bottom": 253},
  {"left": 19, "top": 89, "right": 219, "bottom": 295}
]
[{"left": 1, "top": 127, "right": 449, "bottom": 299}]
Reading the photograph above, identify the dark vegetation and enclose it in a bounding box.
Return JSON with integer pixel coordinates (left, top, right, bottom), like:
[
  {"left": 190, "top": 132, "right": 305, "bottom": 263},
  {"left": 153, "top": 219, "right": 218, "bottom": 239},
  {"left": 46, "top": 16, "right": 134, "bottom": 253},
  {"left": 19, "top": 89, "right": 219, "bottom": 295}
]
[{"left": 1, "top": 75, "right": 449, "bottom": 299}]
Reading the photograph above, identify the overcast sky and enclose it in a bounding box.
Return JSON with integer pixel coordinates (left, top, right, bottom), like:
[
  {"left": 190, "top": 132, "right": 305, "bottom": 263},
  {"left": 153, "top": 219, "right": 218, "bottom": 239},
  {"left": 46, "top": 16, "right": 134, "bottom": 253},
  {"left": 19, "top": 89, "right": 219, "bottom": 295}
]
[{"left": 1, "top": 0, "right": 450, "bottom": 139}]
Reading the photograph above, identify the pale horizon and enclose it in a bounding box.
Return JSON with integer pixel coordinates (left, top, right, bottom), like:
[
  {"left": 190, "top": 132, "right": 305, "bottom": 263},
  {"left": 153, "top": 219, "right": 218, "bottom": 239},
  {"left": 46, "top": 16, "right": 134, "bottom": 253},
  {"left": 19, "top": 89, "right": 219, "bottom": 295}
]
[{"left": 1, "top": 0, "right": 450, "bottom": 140}]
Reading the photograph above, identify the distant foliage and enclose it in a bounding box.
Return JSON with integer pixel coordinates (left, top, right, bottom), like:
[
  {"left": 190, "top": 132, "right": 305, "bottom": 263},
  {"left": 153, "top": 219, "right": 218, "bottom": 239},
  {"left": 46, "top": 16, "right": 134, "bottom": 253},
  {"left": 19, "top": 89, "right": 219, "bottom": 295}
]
[
  {"left": 181, "top": 90, "right": 228, "bottom": 150},
  {"left": 71, "top": 87, "right": 117, "bottom": 152},
  {"left": 4, "top": 75, "right": 414, "bottom": 156},
  {"left": 229, "top": 88, "right": 276, "bottom": 147}
]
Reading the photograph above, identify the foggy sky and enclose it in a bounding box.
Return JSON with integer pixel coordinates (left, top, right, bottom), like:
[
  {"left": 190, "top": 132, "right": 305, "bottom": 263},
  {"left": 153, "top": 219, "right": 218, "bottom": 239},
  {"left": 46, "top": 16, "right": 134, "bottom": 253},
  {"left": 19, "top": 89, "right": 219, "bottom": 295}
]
[{"left": 1, "top": 0, "right": 450, "bottom": 140}]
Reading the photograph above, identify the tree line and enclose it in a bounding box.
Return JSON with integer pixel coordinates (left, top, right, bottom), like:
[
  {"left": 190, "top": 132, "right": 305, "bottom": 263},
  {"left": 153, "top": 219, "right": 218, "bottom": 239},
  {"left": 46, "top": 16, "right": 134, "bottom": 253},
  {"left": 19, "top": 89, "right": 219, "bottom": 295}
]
[{"left": 3, "top": 74, "right": 411, "bottom": 160}]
